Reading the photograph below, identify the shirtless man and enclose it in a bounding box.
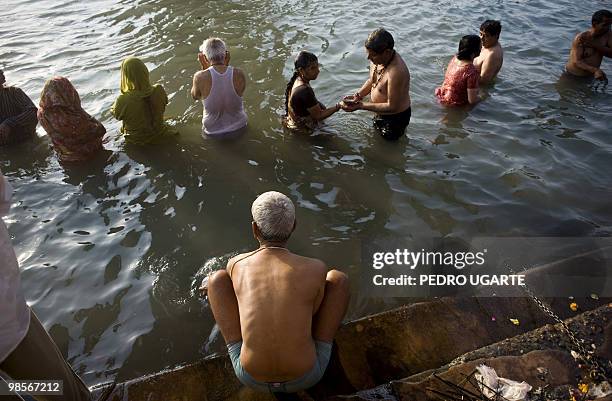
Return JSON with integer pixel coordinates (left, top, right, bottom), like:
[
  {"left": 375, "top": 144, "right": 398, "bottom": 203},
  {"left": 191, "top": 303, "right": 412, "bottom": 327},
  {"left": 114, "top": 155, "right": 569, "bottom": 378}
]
[
  {"left": 474, "top": 20, "right": 504, "bottom": 84},
  {"left": 203, "top": 191, "right": 349, "bottom": 394},
  {"left": 566, "top": 10, "right": 612, "bottom": 81},
  {"left": 342, "top": 28, "right": 412, "bottom": 141}
]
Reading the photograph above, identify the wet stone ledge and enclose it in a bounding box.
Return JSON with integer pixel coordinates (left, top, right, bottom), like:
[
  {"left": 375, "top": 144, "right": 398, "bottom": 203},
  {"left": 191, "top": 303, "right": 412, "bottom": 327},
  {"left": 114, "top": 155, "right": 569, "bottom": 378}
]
[{"left": 92, "top": 297, "right": 610, "bottom": 401}]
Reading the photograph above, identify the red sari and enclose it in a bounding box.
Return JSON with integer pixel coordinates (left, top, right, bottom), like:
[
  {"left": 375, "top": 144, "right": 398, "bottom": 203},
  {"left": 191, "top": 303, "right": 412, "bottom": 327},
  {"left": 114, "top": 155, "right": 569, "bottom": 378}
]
[
  {"left": 38, "top": 77, "right": 105, "bottom": 162},
  {"left": 435, "top": 57, "right": 479, "bottom": 106}
]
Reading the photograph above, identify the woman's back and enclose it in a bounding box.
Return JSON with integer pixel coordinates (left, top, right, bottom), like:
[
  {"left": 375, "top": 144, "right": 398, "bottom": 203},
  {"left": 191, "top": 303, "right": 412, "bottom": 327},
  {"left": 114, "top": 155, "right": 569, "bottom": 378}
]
[
  {"left": 436, "top": 56, "right": 479, "bottom": 106},
  {"left": 38, "top": 77, "right": 105, "bottom": 162},
  {"left": 112, "top": 84, "right": 169, "bottom": 144}
]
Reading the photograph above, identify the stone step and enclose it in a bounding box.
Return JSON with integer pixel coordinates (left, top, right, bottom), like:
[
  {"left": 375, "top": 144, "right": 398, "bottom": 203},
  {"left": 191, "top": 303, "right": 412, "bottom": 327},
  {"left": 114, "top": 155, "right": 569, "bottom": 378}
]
[
  {"left": 92, "top": 297, "right": 608, "bottom": 401},
  {"left": 325, "top": 303, "right": 611, "bottom": 401}
]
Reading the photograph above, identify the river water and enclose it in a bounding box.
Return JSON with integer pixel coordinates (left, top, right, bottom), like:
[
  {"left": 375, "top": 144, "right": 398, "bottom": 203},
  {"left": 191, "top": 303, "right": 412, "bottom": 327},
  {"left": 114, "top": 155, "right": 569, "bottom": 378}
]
[{"left": 1, "top": 0, "right": 611, "bottom": 387}]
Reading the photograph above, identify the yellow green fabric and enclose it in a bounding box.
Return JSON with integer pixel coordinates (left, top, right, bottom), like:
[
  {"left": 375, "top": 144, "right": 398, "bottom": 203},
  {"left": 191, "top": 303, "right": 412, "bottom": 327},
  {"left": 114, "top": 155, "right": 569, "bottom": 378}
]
[{"left": 111, "top": 57, "right": 176, "bottom": 144}]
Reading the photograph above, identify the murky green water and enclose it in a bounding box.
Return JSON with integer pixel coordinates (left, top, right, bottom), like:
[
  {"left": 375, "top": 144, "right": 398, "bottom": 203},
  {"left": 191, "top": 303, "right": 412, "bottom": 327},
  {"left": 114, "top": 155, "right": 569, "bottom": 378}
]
[{"left": 1, "top": 0, "right": 610, "bottom": 386}]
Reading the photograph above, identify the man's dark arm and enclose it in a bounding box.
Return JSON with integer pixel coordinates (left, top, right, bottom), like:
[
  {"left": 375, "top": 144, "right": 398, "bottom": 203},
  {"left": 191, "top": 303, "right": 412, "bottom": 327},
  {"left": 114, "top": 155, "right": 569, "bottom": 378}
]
[{"left": 3, "top": 89, "right": 37, "bottom": 128}]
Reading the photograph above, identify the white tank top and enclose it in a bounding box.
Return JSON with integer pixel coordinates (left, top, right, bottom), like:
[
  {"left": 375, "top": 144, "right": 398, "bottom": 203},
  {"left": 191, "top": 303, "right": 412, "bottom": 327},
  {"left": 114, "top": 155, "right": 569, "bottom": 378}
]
[{"left": 202, "top": 66, "right": 247, "bottom": 136}]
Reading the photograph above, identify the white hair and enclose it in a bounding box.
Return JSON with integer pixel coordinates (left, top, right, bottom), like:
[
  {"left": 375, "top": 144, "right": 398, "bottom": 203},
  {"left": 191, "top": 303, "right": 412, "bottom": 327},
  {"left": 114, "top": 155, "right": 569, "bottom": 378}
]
[
  {"left": 199, "top": 37, "right": 227, "bottom": 64},
  {"left": 251, "top": 191, "right": 295, "bottom": 242}
]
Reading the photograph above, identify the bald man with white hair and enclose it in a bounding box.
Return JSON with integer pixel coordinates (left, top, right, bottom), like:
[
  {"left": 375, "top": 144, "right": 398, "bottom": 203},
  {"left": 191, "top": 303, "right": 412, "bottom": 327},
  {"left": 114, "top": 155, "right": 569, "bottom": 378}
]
[{"left": 203, "top": 191, "right": 349, "bottom": 394}]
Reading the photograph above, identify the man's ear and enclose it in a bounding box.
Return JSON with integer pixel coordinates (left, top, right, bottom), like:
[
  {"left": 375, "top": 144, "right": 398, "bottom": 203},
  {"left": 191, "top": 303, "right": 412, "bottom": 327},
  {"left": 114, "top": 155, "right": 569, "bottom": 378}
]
[{"left": 252, "top": 221, "right": 259, "bottom": 239}]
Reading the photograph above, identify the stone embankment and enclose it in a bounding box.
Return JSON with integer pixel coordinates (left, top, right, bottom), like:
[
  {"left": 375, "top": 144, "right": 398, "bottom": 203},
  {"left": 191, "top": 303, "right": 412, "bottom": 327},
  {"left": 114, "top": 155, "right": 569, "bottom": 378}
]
[{"left": 93, "top": 297, "right": 611, "bottom": 401}]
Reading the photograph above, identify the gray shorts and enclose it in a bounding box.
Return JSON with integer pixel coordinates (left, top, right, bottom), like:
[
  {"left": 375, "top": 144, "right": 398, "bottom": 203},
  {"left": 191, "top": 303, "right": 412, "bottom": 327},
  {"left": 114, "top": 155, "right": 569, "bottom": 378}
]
[{"left": 227, "top": 340, "right": 332, "bottom": 393}]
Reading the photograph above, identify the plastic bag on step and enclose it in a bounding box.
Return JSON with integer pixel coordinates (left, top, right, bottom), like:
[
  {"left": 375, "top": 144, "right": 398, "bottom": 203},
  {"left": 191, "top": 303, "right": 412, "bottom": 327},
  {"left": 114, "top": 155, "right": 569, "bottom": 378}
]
[{"left": 475, "top": 364, "right": 532, "bottom": 401}]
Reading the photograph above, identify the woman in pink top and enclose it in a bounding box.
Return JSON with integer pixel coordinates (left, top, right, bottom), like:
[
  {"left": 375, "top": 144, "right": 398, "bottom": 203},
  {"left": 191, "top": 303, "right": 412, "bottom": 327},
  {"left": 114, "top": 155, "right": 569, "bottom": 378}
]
[{"left": 435, "top": 35, "right": 482, "bottom": 106}]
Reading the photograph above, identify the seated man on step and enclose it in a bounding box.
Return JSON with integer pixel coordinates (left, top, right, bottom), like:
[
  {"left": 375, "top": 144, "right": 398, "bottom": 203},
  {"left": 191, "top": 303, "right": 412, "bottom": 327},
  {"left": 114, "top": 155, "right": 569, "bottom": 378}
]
[{"left": 203, "top": 191, "right": 350, "bottom": 394}]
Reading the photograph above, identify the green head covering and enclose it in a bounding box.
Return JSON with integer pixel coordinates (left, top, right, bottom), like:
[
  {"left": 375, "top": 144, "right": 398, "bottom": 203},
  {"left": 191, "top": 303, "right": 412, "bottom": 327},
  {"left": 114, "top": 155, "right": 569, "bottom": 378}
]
[{"left": 120, "top": 57, "right": 154, "bottom": 97}]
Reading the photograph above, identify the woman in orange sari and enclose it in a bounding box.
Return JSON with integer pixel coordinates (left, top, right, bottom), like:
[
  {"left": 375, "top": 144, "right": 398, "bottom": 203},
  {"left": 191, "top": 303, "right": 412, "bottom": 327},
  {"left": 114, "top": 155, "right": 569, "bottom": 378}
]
[{"left": 38, "top": 77, "right": 105, "bottom": 162}]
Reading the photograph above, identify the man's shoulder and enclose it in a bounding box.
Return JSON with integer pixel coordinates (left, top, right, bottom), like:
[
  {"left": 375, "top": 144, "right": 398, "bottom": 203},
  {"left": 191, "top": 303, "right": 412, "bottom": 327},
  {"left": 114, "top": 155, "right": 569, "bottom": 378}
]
[
  {"left": 194, "top": 69, "right": 211, "bottom": 82},
  {"left": 294, "top": 254, "right": 327, "bottom": 272},
  {"left": 391, "top": 53, "right": 410, "bottom": 76},
  {"left": 574, "top": 31, "right": 590, "bottom": 44},
  {"left": 232, "top": 66, "right": 246, "bottom": 83},
  {"left": 232, "top": 66, "right": 246, "bottom": 76},
  {"left": 300, "top": 254, "right": 326, "bottom": 265},
  {"left": 226, "top": 251, "right": 254, "bottom": 269},
  {"left": 491, "top": 44, "right": 504, "bottom": 59}
]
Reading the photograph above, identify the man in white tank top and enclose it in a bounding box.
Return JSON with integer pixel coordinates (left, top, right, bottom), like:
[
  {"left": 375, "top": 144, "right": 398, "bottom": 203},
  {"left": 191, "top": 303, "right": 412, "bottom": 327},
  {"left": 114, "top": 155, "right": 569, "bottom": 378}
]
[{"left": 191, "top": 38, "right": 248, "bottom": 136}]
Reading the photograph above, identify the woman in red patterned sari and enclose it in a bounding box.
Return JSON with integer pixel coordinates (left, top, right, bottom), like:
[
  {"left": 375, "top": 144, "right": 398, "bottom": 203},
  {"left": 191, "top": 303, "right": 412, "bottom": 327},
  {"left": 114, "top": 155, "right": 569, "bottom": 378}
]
[
  {"left": 38, "top": 77, "right": 105, "bottom": 162},
  {"left": 435, "top": 35, "right": 482, "bottom": 106}
]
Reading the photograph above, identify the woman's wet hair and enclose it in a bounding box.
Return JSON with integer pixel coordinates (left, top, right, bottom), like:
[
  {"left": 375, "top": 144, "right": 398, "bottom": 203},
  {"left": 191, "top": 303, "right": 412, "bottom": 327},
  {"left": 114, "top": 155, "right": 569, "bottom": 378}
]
[
  {"left": 365, "top": 28, "right": 395, "bottom": 53},
  {"left": 592, "top": 9, "right": 612, "bottom": 26},
  {"left": 480, "top": 20, "right": 502, "bottom": 37},
  {"left": 284, "top": 51, "right": 318, "bottom": 115},
  {"left": 457, "top": 35, "right": 482, "bottom": 61}
]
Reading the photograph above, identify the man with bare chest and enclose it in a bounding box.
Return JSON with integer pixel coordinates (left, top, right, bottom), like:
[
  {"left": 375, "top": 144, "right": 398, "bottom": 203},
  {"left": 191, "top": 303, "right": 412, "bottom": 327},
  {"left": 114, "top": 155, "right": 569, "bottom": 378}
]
[
  {"left": 203, "top": 191, "right": 350, "bottom": 394},
  {"left": 566, "top": 10, "right": 612, "bottom": 81},
  {"left": 342, "top": 28, "right": 412, "bottom": 141},
  {"left": 473, "top": 20, "right": 504, "bottom": 84}
]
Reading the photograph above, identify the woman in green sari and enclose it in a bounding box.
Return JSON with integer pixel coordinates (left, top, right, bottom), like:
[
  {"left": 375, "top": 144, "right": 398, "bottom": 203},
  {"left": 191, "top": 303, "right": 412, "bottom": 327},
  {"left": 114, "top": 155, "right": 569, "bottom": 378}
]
[{"left": 111, "top": 57, "right": 175, "bottom": 144}]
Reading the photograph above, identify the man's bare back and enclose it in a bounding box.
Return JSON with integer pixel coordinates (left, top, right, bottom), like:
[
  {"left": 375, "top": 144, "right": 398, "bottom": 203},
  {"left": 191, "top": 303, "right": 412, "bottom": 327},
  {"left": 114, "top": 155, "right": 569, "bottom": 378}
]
[{"left": 228, "top": 248, "right": 327, "bottom": 382}]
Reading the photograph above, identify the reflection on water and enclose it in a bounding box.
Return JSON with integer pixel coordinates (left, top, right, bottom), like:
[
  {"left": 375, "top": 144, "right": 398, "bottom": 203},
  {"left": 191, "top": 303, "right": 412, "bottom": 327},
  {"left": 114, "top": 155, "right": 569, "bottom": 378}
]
[{"left": 1, "top": 0, "right": 611, "bottom": 386}]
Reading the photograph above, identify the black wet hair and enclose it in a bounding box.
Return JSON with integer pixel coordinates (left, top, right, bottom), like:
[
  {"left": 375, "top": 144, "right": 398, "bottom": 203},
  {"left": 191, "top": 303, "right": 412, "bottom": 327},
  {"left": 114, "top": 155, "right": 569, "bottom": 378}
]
[
  {"left": 592, "top": 9, "right": 612, "bottom": 26},
  {"left": 284, "top": 51, "right": 318, "bottom": 115},
  {"left": 457, "top": 35, "right": 482, "bottom": 61},
  {"left": 365, "top": 28, "right": 395, "bottom": 53},
  {"left": 480, "top": 20, "right": 502, "bottom": 37}
]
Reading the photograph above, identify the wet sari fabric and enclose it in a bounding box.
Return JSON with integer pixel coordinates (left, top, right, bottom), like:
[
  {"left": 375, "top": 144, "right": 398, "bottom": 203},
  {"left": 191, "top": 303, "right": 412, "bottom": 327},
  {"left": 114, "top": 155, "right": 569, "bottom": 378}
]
[
  {"left": 38, "top": 77, "right": 105, "bottom": 162},
  {"left": 111, "top": 57, "right": 174, "bottom": 144},
  {"left": 435, "top": 56, "right": 480, "bottom": 106}
]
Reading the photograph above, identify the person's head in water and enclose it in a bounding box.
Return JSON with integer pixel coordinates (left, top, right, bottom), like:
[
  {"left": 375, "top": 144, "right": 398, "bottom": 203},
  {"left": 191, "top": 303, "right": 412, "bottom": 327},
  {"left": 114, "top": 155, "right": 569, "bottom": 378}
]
[
  {"left": 365, "top": 28, "right": 395, "bottom": 65},
  {"left": 479, "top": 20, "right": 501, "bottom": 48},
  {"left": 251, "top": 191, "right": 296, "bottom": 244},
  {"left": 457, "top": 35, "right": 482, "bottom": 61},
  {"left": 284, "top": 51, "right": 319, "bottom": 114},
  {"left": 200, "top": 37, "right": 228, "bottom": 65},
  {"left": 591, "top": 10, "right": 612, "bottom": 37}
]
